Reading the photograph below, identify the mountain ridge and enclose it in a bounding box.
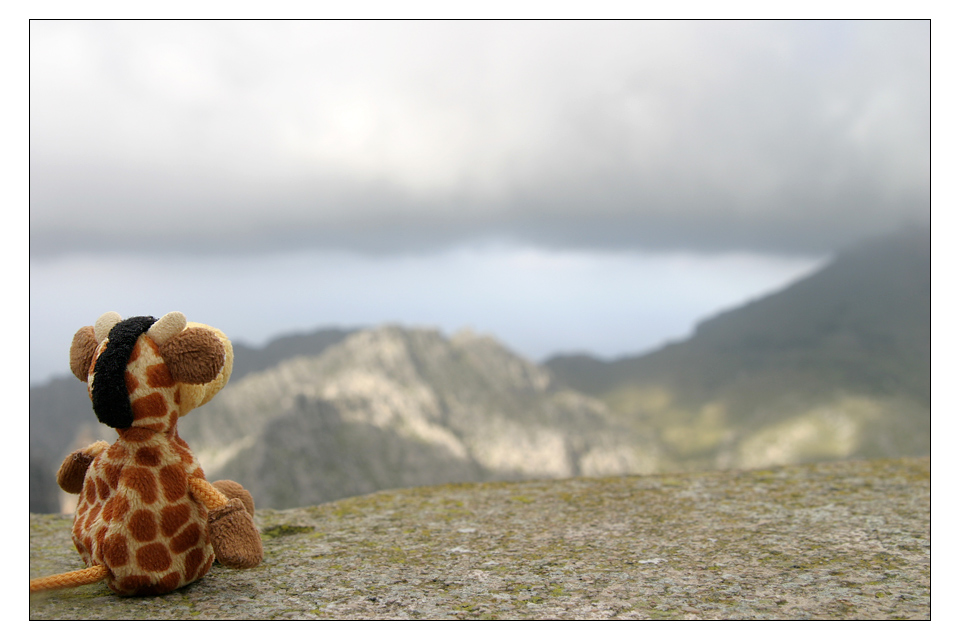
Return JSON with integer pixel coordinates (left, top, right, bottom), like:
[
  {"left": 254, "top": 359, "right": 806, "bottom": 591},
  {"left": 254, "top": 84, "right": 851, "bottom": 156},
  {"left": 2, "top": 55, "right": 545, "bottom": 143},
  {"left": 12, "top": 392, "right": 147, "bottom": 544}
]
[
  {"left": 545, "top": 226, "right": 930, "bottom": 470},
  {"left": 187, "top": 325, "right": 658, "bottom": 509}
]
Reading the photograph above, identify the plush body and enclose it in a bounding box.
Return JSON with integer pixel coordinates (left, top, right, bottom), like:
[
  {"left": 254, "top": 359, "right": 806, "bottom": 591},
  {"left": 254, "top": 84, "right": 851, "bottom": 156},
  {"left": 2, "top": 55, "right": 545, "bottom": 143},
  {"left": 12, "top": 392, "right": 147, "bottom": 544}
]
[{"left": 31, "top": 312, "right": 262, "bottom": 596}]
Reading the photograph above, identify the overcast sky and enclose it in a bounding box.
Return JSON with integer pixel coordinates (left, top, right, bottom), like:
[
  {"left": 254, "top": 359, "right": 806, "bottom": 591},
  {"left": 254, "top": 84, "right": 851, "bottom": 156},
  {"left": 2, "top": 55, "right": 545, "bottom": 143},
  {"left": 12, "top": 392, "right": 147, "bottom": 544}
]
[{"left": 29, "top": 20, "right": 930, "bottom": 384}]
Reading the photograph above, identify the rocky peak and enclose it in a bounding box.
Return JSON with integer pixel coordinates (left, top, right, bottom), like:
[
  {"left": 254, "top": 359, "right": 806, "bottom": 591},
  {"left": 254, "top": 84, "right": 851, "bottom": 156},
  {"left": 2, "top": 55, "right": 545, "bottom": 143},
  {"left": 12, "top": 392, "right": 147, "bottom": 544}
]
[{"left": 178, "top": 325, "right": 655, "bottom": 509}]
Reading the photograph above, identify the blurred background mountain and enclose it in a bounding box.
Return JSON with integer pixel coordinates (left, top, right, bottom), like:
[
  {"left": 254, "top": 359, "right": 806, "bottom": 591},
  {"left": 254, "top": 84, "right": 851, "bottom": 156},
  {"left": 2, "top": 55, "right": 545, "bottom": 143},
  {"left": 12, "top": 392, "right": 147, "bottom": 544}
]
[
  {"left": 29, "top": 227, "right": 929, "bottom": 512},
  {"left": 546, "top": 226, "right": 930, "bottom": 470}
]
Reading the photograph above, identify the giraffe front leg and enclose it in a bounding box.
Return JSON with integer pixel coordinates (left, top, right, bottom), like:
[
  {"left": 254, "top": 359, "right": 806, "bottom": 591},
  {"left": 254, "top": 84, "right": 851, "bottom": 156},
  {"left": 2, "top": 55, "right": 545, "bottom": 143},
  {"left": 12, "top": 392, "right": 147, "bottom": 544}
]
[
  {"left": 56, "top": 441, "right": 110, "bottom": 494},
  {"left": 188, "top": 477, "right": 263, "bottom": 570}
]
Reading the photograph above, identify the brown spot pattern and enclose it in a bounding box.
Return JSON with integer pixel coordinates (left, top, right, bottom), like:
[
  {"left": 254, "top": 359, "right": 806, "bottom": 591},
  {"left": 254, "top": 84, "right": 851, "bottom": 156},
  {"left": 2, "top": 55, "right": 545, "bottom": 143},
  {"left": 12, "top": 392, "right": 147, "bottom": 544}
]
[
  {"left": 130, "top": 509, "right": 158, "bottom": 542},
  {"left": 135, "top": 446, "right": 162, "bottom": 467},
  {"left": 171, "top": 523, "right": 202, "bottom": 554},
  {"left": 160, "top": 504, "right": 191, "bottom": 537},
  {"left": 124, "top": 370, "right": 140, "bottom": 394},
  {"left": 146, "top": 363, "right": 175, "bottom": 388},
  {"left": 159, "top": 464, "right": 188, "bottom": 502},
  {"left": 103, "top": 534, "right": 129, "bottom": 567},
  {"left": 88, "top": 511, "right": 102, "bottom": 533},
  {"left": 184, "top": 547, "right": 205, "bottom": 580},
  {"left": 96, "top": 477, "right": 111, "bottom": 500},
  {"left": 157, "top": 571, "right": 182, "bottom": 594},
  {"left": 116, "top": 574, "right": 151, "bottom": 595},
  {"left": 107, "top": 442, "right": 128, "bottom": 460},
  {"left": 96, "top": 526, "right": 107, "bottom": 550},
  {"left": 132, "top": 392, "right": 168, "bottom": 420},
  {"left": 121, "top": 466, "right": 158, "bottom": 504},
  {"left": 121, "top": 428, "right": 155, "bottom": 443},
  {"left": 102, "top": 462, "right": 121, "bottom": 489},
  {"left": 111, "top": 493, "right": 130, "bottom": 521},
  {"left": 145, "top": 338, "right": 161, "bottom": 357},
  {"left": 175, "top": 447, "right": 194, "bottom": 466},
  {"left": 173, "top": 436, "right": 194, "bottom": 466},
  {"left": 137, "top": 542, "right": 172, "bottom": 573}
]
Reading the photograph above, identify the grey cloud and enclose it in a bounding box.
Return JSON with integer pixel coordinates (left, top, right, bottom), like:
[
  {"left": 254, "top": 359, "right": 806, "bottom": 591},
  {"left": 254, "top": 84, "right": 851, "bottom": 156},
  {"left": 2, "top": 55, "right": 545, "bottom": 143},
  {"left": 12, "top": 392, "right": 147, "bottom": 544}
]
[{"left": 29, "top": 20, "right": 929, "bottom": 258}]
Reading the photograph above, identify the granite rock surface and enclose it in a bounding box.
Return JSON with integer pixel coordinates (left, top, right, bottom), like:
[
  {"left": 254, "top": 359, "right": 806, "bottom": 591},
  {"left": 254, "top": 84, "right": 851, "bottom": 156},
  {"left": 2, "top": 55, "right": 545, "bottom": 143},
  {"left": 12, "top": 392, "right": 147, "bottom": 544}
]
[{"left": 29, "top": 456, "right": 929, "bottom": 620}]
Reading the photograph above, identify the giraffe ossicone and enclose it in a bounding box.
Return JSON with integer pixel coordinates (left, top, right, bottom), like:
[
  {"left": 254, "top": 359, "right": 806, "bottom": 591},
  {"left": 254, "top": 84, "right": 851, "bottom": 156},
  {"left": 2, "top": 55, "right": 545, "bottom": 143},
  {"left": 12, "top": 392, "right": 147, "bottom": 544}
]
[
  {"left": 146, "top": 311, "right": 187, "bottom": 345},
  {"left": 94, "top": 311, "right": 122, "bottom": 343},
  {"left": 31, "top": 312, "right": 263, "bottom": 597}
]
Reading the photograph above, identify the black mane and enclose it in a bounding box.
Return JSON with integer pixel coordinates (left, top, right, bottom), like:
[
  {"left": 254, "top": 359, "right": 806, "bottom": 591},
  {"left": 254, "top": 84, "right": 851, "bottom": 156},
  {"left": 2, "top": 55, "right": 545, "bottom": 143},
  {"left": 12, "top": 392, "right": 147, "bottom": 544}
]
[{"left": 90, "top": 316, "right": 157, "bottom": 429}]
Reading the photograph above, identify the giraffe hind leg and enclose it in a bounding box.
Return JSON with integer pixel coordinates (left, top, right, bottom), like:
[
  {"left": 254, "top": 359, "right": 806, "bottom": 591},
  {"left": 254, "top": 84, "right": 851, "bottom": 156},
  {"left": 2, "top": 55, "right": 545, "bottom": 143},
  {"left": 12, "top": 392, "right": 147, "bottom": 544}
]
[
  {"left": 208, "top": 498, "right": 264, "bottom": 569},
  {"left": 212, "top": 479, "right": 255, "bottom": 516},
  {"left": 187, "top": 477, "right": 262, "bottom": 570}
]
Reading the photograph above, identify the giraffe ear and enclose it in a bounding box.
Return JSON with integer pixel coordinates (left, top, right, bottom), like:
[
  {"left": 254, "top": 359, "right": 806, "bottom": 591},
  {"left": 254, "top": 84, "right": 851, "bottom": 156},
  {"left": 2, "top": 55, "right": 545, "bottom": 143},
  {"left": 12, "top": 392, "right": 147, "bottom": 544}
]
[
  {"left": 69, "top": 326, "right": 98, "bottom": 381},
  {"left": 158, "top": 327, "right": 226, "bottom": 385}
]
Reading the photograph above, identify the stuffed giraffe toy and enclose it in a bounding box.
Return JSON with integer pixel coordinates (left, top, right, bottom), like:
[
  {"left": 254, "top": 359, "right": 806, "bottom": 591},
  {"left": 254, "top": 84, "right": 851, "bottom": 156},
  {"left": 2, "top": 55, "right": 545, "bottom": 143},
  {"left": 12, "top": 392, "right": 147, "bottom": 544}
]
[{"left": 30, "top": 311, "right": 263, "bottom": 596}]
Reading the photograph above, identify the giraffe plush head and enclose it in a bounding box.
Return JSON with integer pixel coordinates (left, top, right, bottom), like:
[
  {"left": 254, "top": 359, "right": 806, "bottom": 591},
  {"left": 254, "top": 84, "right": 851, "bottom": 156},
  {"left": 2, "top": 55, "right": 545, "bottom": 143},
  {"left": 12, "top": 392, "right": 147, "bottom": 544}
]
[
  {"left": 69, "top": 311, "right": 234, "bottom": 427},
  {"left": 31, "top": 312, "right": 262, "bottom": 597}
]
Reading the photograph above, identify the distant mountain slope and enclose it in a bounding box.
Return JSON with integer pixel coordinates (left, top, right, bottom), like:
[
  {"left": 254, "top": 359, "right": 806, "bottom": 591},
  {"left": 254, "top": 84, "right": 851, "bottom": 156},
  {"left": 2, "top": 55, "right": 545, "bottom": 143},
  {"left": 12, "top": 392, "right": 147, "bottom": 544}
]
[
  {"left": 546, "top": 226, "right": 930, "bottom": 469},
  {"left": 186, "top": 327, "right": 658, "bottom": 509},
  {"left": 230, "top": 327, "right": 359, "bottom": 381}
]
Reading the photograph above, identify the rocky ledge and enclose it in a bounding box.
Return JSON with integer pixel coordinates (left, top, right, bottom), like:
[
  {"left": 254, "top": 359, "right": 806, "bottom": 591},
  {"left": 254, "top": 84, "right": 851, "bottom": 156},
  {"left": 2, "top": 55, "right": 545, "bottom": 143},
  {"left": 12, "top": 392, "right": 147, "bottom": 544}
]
[{"left": 29, "top": 456, "right": 929, "bottom": 620}]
